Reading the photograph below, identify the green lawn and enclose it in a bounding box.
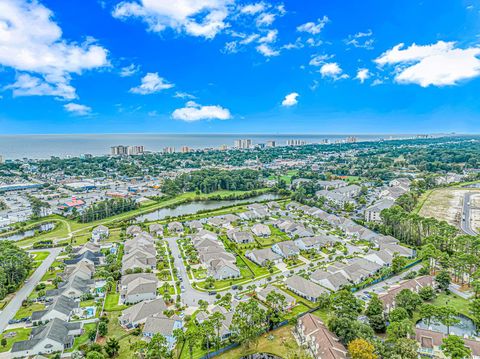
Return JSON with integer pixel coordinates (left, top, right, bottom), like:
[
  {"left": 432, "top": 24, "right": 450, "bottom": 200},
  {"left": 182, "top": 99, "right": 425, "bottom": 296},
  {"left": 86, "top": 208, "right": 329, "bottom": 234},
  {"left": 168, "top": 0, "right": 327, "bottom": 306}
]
[
  {"left": 14, "top": 302, "right": 45, "bottom": 319},
  {"left": 31, "top": 251, "right": 50, "bottom": 261},
  {"left": 70, "top": 322, "right": 97, "bottom": 351},
  {"left": 429, "top": 292, "right": 470, "bottom": 317},
  {"left": 0, "top": 328, "right": 31, "bottom": 352},
  {"left": 104, "top": 292, "right": 126, "bottom": 312},
  {"left": 218, "top": 324, "right": 302, "bottom": 359}
]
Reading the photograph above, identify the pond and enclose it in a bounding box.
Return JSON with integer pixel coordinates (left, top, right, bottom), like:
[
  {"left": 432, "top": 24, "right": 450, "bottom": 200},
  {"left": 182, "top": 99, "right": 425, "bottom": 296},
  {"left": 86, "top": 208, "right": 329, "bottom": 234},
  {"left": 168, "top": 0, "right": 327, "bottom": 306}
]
[
  {"left": 416, "top": 314, "right": 477, "bottom": 337},
  {"left": 135, "top": 193, "right": 282, "bottom": 222},
  {"left": 0, "top": 222, "right": 55, "bottom": 241}
]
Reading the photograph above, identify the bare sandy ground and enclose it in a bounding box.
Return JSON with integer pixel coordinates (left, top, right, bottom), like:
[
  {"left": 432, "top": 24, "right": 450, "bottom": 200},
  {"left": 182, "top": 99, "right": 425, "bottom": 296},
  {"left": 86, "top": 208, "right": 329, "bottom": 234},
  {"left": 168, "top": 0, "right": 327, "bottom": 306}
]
[{"left": 419, "top": 188, "right": 480, "bottom": 228}]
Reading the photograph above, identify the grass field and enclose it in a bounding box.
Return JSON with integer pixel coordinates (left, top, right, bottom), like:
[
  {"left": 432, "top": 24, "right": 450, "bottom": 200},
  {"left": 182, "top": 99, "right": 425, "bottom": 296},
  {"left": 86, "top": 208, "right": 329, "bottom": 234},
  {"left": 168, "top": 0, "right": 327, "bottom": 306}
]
[
  {"left": 219, "top": 324, "right": 302, "bottom": 359},
  {"left": 14, "top": 302, "right": 45, "bottom": 319},
  {"left": 0, "top": 328, "right": 31, "bottom": 352}
]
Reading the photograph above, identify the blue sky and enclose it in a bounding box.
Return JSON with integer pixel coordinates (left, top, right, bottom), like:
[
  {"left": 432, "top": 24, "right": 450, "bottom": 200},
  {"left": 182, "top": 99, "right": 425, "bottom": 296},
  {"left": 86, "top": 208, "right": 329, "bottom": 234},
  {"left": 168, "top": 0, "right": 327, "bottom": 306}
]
[{"left": 0, "top": 0, "right": 480, "bottom": 134}]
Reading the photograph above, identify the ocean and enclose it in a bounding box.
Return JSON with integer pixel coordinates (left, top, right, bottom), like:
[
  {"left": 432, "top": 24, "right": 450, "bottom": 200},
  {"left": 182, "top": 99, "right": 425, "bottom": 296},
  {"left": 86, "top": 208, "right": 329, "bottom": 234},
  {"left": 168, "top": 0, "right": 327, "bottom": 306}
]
[{"left": 0, "top": 133, "right": 409, "bottom": 160}]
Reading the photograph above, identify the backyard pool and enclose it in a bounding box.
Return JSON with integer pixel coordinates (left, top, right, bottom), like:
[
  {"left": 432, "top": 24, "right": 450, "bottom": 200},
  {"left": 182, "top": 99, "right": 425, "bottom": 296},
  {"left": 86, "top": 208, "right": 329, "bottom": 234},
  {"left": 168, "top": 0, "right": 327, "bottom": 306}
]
[{"left": 416, "top": 314, "right": 477, "bottom": 337}]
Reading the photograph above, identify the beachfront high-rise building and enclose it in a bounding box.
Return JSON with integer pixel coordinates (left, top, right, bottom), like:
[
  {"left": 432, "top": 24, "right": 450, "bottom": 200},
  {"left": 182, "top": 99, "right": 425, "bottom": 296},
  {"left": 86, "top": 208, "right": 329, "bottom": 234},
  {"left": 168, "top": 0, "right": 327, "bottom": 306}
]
[
  {"left": 111, "top": 145, "right": 129, "bottom": 156},
  {"left": 345, "top": 136, "right": 358, "bottom": 143},
  {"left": 234, "top": 139, "right": 252, "bottom": 149},
  {"left": 286, "top": 139, "right": 307, "bottom": 146},
  {"left": 0, "top": 155, "right": 3, "bottom": 164},
  {"left": 181, "top": 146, "right": 191, "bottom": 153},
  {"left": 127, "top": 145, "right": 145, "bottom": 155},
  {"left": 163, "top": 147, "right": 175, "bottom": 154},
  {"left": 219, "top": 144, "right": 228, "bottom": 151},
  {"left": 266, "top": 140, "right": 276, "bottom": 148}
]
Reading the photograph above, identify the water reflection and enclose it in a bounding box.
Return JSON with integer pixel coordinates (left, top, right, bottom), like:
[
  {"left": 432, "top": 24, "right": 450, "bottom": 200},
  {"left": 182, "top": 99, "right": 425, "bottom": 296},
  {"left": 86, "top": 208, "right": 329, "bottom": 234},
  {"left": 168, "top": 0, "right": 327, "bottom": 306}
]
[
  {"left": 0, "top": 223, "right": 55, "bottom": 241},
  {"left": 135, "top": 193, "right": 281, "bottom": 222}
]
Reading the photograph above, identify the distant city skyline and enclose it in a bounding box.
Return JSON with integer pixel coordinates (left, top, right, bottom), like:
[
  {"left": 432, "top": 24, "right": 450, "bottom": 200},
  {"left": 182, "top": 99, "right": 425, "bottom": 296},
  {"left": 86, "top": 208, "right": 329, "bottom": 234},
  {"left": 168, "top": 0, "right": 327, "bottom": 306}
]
[{"left": 1, "top": 0, "right": 480, "bottom": 134}]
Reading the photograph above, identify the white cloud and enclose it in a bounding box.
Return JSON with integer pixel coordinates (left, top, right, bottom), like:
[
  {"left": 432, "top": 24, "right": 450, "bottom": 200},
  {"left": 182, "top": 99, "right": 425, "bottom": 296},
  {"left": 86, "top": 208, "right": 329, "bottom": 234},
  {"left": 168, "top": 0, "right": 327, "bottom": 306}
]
[
  {"left": 240, "top": 34, "right": 260, "bottom": 44},
  {"left": 297, "top": 16, "right": 329, "bottom": 35},
  {"left": 240, "top": 3, "right": 265, "bottom": 15},
  {"left": 112, "top": 0, "right": 232, "bottom": 39},
  {"left": 375, "top": 41, "right": 480, "bottom": 87},
  {"left": 256, "top": 12, "right": 275, "bottom": 26},
  {"left": 130, "top": 72, "right": 174, "bottom": 94},
  {"left": 345, "top": 29, "right": 374, "bottom": 49},
  {"left": 319, "top": 62, "right": 348, "bottom": 80},
  {"left": 120, "top": 64, "right": 140, "bottom": 77},
  {"left": 281, "top": 92, "right": 299, "bottom": 107},
  {"left": 0, "top": 0, "right": 109, "bottom": 99},
  {"left": 172, "top": 101, "right": 231, "bottom": 121},
  {"left": 258, "top": 29, "right": 277, "bottom": 43},
  {"left": 256, "top": 44, "right": 279, "bottom": 57},
  {"left": 355, "top": 68, "right": 370, "bottom": 83},
  {"left": 309, "top": 54, "right": 333, "bottom": 66},
  {"left": 174, "top": 91, "right": 196, "bottom": 99},
  {"left": 64, "top": 103, "right": 92, "bottom": 115}
]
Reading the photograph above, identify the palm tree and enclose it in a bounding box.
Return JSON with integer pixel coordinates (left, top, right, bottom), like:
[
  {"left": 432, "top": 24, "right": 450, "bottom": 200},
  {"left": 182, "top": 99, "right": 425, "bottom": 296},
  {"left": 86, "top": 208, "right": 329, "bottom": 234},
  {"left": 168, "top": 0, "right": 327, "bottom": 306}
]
[
  {"left": 105, "top": 337, "right": 120, "bottom": 357},
  {"left": 209, "top": 311, "right": 226, "bottom": 350}
]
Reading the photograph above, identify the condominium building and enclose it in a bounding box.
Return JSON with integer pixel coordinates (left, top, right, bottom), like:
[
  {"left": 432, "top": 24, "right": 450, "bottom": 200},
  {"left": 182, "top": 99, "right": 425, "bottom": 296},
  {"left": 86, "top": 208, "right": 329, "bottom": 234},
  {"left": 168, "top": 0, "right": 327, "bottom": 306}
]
[
  {"left": 127, "top": 146, "right": 145, "bottom": 156},
  {"left": 163, "top": 147, "right": 175, "bottom": 154},
  {"left": 181, "top": 146, "right": 191, "bottom": 153},
  {"left": 266, "top": 140, "right": 276, "bottom": 147},
  {"left": 234, "top": 139, "right": 252, "bottom": 149},
  {"left": 111, "top": 145, "right": 129, "bottom": 156},
  {"left": 345, "top": 136, "right": 358, "bottom": 143},
  {"left": 219, "top": 144, "right": 228, "bottom": 151},
  {"left": 286, "top": 139, "right": 306, "bottom": 146}
]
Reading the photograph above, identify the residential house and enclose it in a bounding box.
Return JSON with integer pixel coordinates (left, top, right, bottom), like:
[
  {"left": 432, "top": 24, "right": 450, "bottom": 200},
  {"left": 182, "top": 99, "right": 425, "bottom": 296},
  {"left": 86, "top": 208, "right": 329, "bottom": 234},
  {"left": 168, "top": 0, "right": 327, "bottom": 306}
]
[
  {"left": 364, "top": 199, "right": 395, "bottom": 223},
  {"left": 120, "top": 298, "right": 167, "bottom": 328},
  {"left": 11, "top": 318, "right": 83, "bottom": 357},
  {"left": 149, "top": 224, "right": 163, "bottom": 236},
  {"left": 285, "top": 275, "right": 329, "bottom": 302},
  {"left": 120, "top": 273, "right": 159, "bottom": 304},
  {"left": 167, "top": 221, "right": 183, "bottom": 234},
  {"left": 310, "top": 270, "right": 350, "bottom": 292},
  {"left": 126, "top": 225, "right": 142, "bottom": 237},
  {"left": 245, "top": 248, "right": 282, "bottom": 267},
  {"left": 295, "top": 313, "right": 347, "bottom": 359},
  {"left": 143, "top": 314, "right": 183, "bottom": 350},
  {"left": 91, "top": 225, "right": 109, "bottom": 242},
  {"left": 251, "top": 223, "right": 271, "bottom": 237},
  {"left": 46, "top": 275, "right": 94, "bottom": 299},
  {"left": 272, "top": 241, "right": 300, "bottom": 258},
  {"left": 415, "top": 328, "right": 480, "bottom": 359},
  {"left": 227, "top": 229, "right": 254, "bottom": 244},
  {"left": 256, "top": 285, "right": 296, "bottom": 310},
  {"left": 379, "top": 276, "right": 435, "bottom": 312},
  {"left": 31, "top": 295, "right": 79, "bottom": 325}
]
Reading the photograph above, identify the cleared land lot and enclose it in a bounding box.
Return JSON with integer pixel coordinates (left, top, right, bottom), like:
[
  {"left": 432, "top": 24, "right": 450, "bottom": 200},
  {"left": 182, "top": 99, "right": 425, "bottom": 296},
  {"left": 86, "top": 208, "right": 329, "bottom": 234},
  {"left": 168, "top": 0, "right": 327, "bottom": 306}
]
[{"left": 419, "top": 187, "right": 480, "bottom": 228}]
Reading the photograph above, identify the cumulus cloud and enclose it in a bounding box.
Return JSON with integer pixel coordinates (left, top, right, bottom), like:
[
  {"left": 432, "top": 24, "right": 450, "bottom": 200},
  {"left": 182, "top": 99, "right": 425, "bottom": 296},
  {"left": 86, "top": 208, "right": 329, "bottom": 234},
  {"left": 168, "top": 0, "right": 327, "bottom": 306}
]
[
  {"left": 355, "top": 68, "right": 370, "bottom": 83},
  {"left": 112, "top": 0, "right": 232, "bottom": 39},
  {"left": 319, "top": 62, "right": 348, "bottom": 80},
  {"left": 172, "top": 101, "right": 231, "bottom": 121},
  {"left": 64, "top": 103, "right": 92, "bottom": 115},
  {"left": 256, "top": 12, "right": 275, "bottom": 26},
  {"left": 297, "top": 16, "right": 329, "bottom": 35},
  {"left": 258, "top": 29, "right": 277, "bottom": 43},
  {"left": 281, "top": 92, "right": 299, "bottom": 107},
  {"left": 120, "top": 64, "right": 140, "bottom": 77},
  {"left": 130, "top": 73, "right": 174, "bottom": 94},
  {"left": 256, "top": 43, "right": 279, "bottom": 57},
  {"left": 375, "top": 41, "right": 480, "bottom": 87},
  {"left": 0, "top": 0, "right": 109, "bottom": 99},
  {"left": 240, "top": 2, "right": 265, "bottom": 15}
]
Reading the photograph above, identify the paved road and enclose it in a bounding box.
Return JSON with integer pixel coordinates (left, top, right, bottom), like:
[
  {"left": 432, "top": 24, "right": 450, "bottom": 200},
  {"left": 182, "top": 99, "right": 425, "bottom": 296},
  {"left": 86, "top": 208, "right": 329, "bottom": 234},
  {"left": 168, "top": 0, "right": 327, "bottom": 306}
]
[
  {"left": 461, "top": 193, "right": 477, "bottom": 236},
  {"left": 165, "top": 237, "right": 214, "bottom": 307},
  {"left": 0, "top": 247, "right": 62, "bottom": 333}
]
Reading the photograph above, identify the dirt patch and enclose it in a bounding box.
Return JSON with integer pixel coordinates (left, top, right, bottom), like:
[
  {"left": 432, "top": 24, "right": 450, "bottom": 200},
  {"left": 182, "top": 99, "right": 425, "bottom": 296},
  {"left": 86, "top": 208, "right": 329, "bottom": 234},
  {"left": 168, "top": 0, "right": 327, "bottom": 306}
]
[{"left": 419, "top": 188, "right": 480, "bottom": 228}]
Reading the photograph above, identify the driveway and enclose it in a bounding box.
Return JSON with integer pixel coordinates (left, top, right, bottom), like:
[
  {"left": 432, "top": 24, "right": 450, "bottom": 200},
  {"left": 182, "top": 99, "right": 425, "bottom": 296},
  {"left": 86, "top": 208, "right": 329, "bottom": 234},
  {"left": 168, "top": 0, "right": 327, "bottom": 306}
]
[
  {"left": 164, "top": 237, "right": 215, "bottom": 307},
  {"left": 0, "top": 247, "right": 62, "bottom": 333}
]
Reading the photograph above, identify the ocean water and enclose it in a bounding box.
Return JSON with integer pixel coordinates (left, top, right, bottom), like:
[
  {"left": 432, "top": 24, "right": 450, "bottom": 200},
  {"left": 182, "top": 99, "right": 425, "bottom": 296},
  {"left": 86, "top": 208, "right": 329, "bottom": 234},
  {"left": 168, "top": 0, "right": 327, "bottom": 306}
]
[{"left": 0, "top": 133, "right": 407, "bottom": 160}]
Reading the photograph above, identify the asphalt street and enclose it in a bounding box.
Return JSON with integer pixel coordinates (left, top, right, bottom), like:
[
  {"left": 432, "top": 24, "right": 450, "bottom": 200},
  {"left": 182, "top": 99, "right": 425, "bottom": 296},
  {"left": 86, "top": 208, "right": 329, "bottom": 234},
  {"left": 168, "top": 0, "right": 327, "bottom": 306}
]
[{"left": 0, "top": 247, "right": 62, "bottom": 333}]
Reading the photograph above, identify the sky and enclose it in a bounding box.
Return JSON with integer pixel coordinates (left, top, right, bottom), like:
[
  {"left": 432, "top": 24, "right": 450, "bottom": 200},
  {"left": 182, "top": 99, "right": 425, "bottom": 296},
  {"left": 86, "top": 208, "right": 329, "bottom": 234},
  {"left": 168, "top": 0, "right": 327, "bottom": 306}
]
[{"left": 0, "top": 0, "right": 480, "bottom": 134}]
